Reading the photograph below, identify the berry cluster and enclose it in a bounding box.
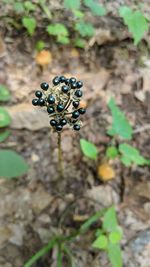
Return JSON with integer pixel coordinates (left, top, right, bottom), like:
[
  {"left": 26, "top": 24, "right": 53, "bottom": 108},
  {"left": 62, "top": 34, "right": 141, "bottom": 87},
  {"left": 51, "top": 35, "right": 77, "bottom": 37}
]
[{"left": 32, "top": 76, "right": 86, "bottom": 132}]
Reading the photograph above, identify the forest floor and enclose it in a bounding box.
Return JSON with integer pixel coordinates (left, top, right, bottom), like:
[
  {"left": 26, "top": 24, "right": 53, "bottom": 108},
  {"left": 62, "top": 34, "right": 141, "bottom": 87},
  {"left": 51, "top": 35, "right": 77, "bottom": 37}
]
[{"left": 0, "top": 3, "right": 150, "bottom": 267}]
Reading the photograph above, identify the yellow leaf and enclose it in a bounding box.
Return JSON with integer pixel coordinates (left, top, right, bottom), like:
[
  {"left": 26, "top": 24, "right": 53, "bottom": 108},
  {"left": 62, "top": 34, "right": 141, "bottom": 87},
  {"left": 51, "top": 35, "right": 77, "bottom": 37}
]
[
  {"left": 97, "top": 162, "right": 115, "bottom": 181},
  {"left": 70, "top": 48, "right": 79, "bottom": 58},
  {"left": 35, "top": 50, "right": 52, "bottom": 66}
]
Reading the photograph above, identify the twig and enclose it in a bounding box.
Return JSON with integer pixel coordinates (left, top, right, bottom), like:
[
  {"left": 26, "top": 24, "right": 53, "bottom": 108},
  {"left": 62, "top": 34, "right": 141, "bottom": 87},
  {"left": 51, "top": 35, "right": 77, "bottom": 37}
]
[{"left": 57, "top": 132, "right": 64, "bottom": 178}]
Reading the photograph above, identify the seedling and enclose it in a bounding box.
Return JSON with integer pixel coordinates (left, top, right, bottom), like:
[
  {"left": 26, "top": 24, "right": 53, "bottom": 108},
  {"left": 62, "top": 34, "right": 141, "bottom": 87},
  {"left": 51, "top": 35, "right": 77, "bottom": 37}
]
[{"left": 32, "top": 75, "right": 86, "bottom": 177}]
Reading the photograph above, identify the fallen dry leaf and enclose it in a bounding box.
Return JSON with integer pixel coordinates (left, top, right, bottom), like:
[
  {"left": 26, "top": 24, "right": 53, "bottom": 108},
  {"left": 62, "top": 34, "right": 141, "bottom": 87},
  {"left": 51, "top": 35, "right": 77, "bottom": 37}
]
[
  {"left": 35, "top": 50, "right": 52, "bottom": 66},
  {"left": 79, "top": 99, "right": 88, "bottom": 109},
  {"left": 70, "top": 48, "right": 80, "bottom": 58},
  {"left": 97, "top": 162, "right": 115, "bottom": 181}
]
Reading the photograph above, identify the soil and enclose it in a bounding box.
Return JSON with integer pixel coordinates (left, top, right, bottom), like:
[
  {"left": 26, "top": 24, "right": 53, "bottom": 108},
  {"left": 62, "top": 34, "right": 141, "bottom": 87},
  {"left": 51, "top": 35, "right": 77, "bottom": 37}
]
[{"left": 0, "top": 2, "right": 150, "bottom": 267}]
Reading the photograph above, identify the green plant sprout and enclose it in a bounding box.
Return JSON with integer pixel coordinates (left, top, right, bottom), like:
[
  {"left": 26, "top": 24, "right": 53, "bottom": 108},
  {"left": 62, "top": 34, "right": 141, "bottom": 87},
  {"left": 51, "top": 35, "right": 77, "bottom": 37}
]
[
  {"left": 80, "top": 97, "right": 150, "bottom": 167},
  {"left": 32, "top": 76, "right": 86, "bottom": 177},
  {"left": 0, "top": 84, "right": 28, "bottom": 179},
  {"left": 24, "top": 206, "right": 122, "bottom": 267}
]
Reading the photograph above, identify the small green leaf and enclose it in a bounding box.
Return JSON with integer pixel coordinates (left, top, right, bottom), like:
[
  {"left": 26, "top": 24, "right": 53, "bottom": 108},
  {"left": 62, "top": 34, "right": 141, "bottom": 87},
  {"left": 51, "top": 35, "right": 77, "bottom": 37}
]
[
  {"left": 73, "top": 10, "right": 84, "bottom": 19},
  {"left": 119, "top": 6, "right": 148, "bottom": 45},
  {"left": 106, "top": 146, "right": 118, "bottom": 159},
  {"left": 103, "top": 206, "right": 118, "bottom": 232},
  {"left": 109, "top": 231, "right": 122, "bottom": 244},
  {"left": 119, "top": 143, "right": 149, "bottom": 166},
  {"left": 13, "top": 2, "right": 25, "bottom": 12},
  {"left": 84, "top": 0, "right": 106, "bottom": 16},
  {"left": 0, "top": 131, "right": 10, "bottom": 142},
  {"left": 57, "top": 35, "right": 70, "bottom": 44},
  {"left": 64, "top": 0, "right": 80, "bottom": 10},
  {"left": 24, "top": 1, "right": 36, "bottom": 11},
  {"left": 75, "top": 22, "right": 95, "bottom": 37},
  {"left": 80, "top": 138, "right": 98, "bottom": 160},
  {"left": 108, "top": 97, "right": 133, "bottom": 140},
  {"left": 22, "top": 17, "right": 36, "bottom": 35},
  {"left": 108, "top": 243, "right": 122, "bottom": 267},
  {"left": 35, "top": 40, "right": 46, "bottom": 51},
  {"left": 0, "top": 149, "right": 28, "bottom": 179},
  {"left": 47, "top": 23, "right": 68, "bottom": 37},
  {"left": 0, "top": 107, "right": 11, "bottom": 128},
  {"left": 74, "top": 38, "right": 86, "bottom": 48},
  {"left": 92, "top": 234, "right": 108, "bottom": 250},
  {"left": 95, "top": 229, "right": 104, "bottom": 237},
  {"left": 0, "top": 84, "right": 11, "bottom": 101}
]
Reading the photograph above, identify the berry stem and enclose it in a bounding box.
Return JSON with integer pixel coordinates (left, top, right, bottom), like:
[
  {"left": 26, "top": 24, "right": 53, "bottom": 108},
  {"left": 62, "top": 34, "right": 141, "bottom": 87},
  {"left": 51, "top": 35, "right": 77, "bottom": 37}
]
[{"left": 57, "top": 132, "right": 64, "bottom": 178}]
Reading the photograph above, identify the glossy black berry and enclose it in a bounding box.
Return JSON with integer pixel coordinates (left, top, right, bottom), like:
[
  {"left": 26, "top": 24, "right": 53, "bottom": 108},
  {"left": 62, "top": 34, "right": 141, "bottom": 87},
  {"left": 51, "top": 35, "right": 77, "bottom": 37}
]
[
  {"left": 65, "top": 78, "right": 69, "bottom": 85},
  {"left": 72, "top": 110, "right": 80, "bottom": 119},
  {"left": 50, "top": 119, "right": 57, "bottom": 126},
  {"left": 71, "top": 82, "right": 77, "bottom": 89},
  {"left": 75, "top": 90, "right": 83, "bottom": 97},
  {"left": 47, "top": 106, "right": 54, "bottom": 114},
  {"left": 47, "top": 95, "right": 55, "bottom": 104},
  {"left": 40, "top": 82, "right": 49, "bottom": 91},
  {"left": 59, "top": 76, "right": 66, "bottom": 83},
  {"left": 52, "top": 76, "right": 60, "bottom": 85},
  {"left": 73, "top": 101, "right": 79, "bottom": 108},
  {"left": 38, "top": 98, "right": 45, "bottom": 106},
  {"left": 57, "top": 104, "right": 64, "bottom": 112},
  {"left": 76, "top": 81, "right": 83, "bottom": 88},
  {"left": 78, "top": 108, "right": 86, "bottom": 114},
  {"left": 73, "top": 124, "right": 80, "bottom": 131},
  {"left": 32, "top": 99, "right": 38, "bottom": 106},
  {"left": 69, "top": 77, "right": 76, "bottom": 84},
  {"left": 62, "top": 85, "right": 69, "bottom": 93},
  {"left": 60, "top": 118, "right": 67, "bottom": 126},
  {"left": 35, "top": 91, "right": 42, "bottom": 98},
  {"left": 56, "top": 124, "right": 63, "bottom": 131}
]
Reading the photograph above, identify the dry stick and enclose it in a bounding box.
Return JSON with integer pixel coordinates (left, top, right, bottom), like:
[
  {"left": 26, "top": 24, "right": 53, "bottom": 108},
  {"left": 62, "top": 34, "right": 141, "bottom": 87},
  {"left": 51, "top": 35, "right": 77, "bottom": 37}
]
[{"left": 57, "top": 132, "right": 64, "bottom": 178}]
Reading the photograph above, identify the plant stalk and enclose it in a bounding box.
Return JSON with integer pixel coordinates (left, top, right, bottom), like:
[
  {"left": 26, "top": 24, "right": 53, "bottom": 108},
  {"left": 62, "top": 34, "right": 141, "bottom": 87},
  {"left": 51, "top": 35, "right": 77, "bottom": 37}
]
[{"left": 57, "top": 132, "right": 64, "bottom": 178}]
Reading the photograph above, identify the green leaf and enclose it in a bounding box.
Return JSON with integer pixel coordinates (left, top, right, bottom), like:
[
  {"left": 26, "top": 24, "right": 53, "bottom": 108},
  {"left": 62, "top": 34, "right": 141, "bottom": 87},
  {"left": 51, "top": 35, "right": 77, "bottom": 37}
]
[
  {"left": 0, "top": 131, "right": 10, "bottom": 142},
  {"left": 119, "top": 143, "right": 149, "bottom": 166},
  {"left": 84, "top": 0, "right": 106, "bottom": 16},
  {"left": 92, "top": 234, "right": 108, "bottom": 249},
  {"left": 80, "top": 138, "right": 98, "bottom": 160},
  {"left": 106, "top": 146, "right": 118, "bottom": 159},
  {"left": 80, "top": 208, "right": 106, "bottom": 232},
  {"left": 22, "top": 17, "right": 36, "bottom": 35},
  {"left": 74, "top": 38, "right": 86, "bottom": 48},
  {"left": 13, "top": 2, "right": 25, "bottom": 13},
  {"left": 109, "top": 231, "right": 122, "bottom": 244},
  {"left": 0, "top": 107, "right": 11, "bottom": 128},
  {"left": 35, "top": 40, "right": 46, "bottom": 51},
  {"left": 57, "top": 35, "right": 70, "bottom": 44},
  {"left": 73, "top": 10, "right": 84, "bottom": 19},
  {"left": 75, "top": 22, "right": 95, "bottom": 37},
  {"left": 103, "top": 206, "right": 118, "bottom": 232},
  {"left": 64, "top": 0, "right": 80, "bottom": 10},
  {"left": 0, "top": 84, "right": 11, "bottom": 101},
  {"left": 108, "top": 243, "right": 123, "bottom": 267},
  {"left": 0, "top": 149, "right": 28, "bottom": 179},
  {"left": 47, "top": 23, "right": 68, "bottom": 37},
  {"left": 24, "top": 1, "right": 36, "bottom": 11},
  {"left": 107, "top": 97, "right": 133, "bottom": 140},
  {"left": 24, "top": 237, "right": 57, "bottom": 267},
  {"left": 119, "top": 7, "right": 148, "bottom": 45}
]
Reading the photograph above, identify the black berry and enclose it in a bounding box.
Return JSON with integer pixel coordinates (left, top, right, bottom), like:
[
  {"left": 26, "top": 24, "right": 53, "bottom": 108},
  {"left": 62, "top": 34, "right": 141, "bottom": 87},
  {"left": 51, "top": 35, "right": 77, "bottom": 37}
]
[
  {"left": 78, "top": 108, "right": 86, "bottom": 114},
  {"left": 72, "top": 110, "right": 80, "bottom": 119},
  {"left": 62, "top": 85, "right": 69, "bottom": 93},
  {"left": 75, "top": 90, "right": 82, "bottom": 97},
  {"left": 47, "top": 95, "right": 55, "bottom": 104},
  {"left": 73, "top": 101, "right": 79, "bottom": 108},
  {"left": 50, "top": 119, "right": 57, "bottom": 126},
  {"left": 35, "top": 91, "right": 42, "bottom": 98},
  {"left": 57, "top": 104, "right": 64, "bottom": 112},
  {"left": 76, "top": 81, "right": 83, "bottom": 88},
  {"left": 47, "top": 106, "right": 54, "bottom": 114},
  {"left": 38, "top": 98, "right": 45, "bottom": 106},
  {"left": 65, "top": 78, "right": 69, "bottom": 85},
  {"left": 73, "top": 124, "right": 80, "bottom": 131},
  {"left": 59, "top": 76, "right": 66, "bottom": 83},
  {"left": 60, "top": 118, "right": 67, "bottom": 126},
  {"left": 71, "top": 82, "right": 77, "bottom": 89},
  {"left": 56, "top": 124, "right": 63, "bottom": 131},
  {"left": 32, "top": 99, "right": 38, "bottom": 106},
  {"left": 40, "top": 82, "right": 49, "bottom": 91},
  {"left": 69, "top": 77, "right": 76, "bottom": 84},
  {"left": 52, "top": 76, "right": 60, "bottom": 85}
]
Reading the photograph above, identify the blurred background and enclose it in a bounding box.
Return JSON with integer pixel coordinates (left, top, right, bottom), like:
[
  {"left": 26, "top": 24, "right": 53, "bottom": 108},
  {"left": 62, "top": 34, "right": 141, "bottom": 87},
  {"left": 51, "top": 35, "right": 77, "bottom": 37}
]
[{"left": 0, "top": 0, "right": 150, "bottom": 266}]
